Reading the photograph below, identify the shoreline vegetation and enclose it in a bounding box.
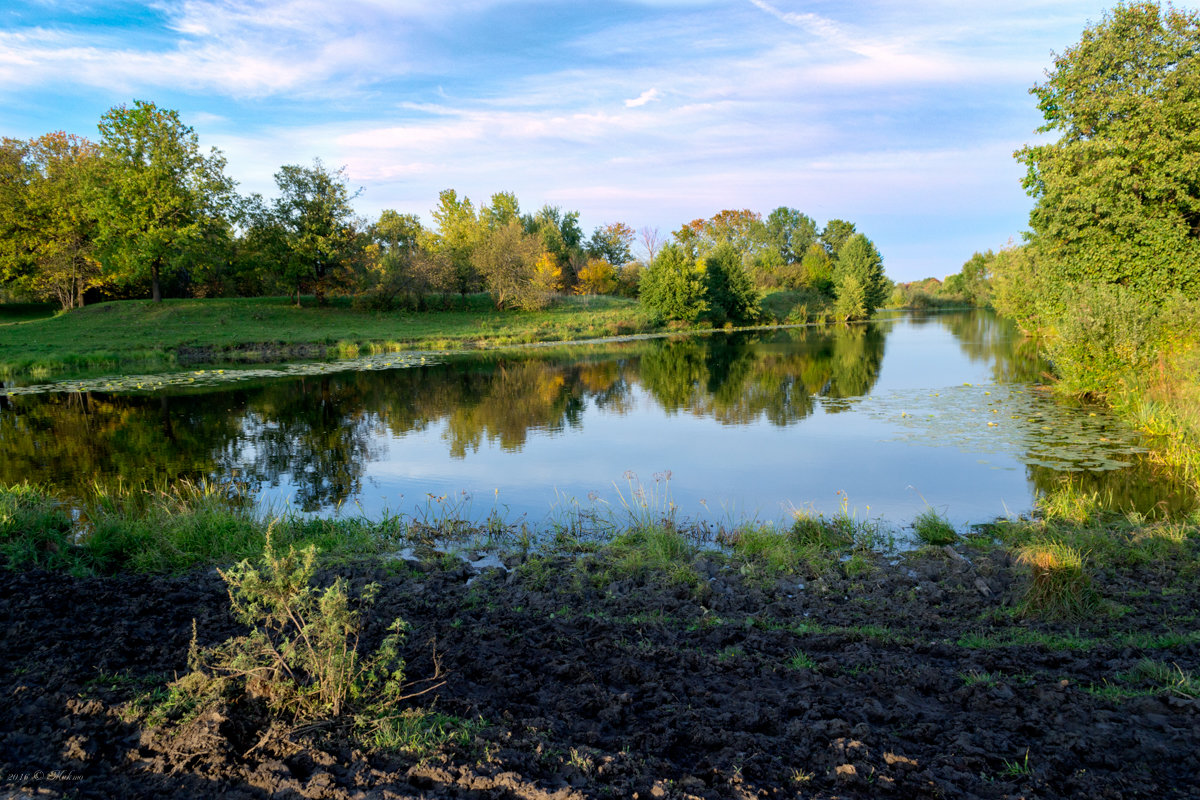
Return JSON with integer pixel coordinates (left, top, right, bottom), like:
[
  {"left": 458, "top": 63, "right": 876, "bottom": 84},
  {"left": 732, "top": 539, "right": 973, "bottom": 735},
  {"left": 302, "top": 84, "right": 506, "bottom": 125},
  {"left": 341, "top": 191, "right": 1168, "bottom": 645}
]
[{"left": 0, "top": 290, "right": 847, "bottom": 381}]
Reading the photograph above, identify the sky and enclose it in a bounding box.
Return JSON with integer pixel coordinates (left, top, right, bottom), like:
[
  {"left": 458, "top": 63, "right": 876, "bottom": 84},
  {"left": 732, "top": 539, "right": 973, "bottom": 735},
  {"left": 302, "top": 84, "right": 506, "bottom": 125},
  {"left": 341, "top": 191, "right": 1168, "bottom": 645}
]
[{"left": 1, "top": 0, "right": 1120, "bottom": 282}]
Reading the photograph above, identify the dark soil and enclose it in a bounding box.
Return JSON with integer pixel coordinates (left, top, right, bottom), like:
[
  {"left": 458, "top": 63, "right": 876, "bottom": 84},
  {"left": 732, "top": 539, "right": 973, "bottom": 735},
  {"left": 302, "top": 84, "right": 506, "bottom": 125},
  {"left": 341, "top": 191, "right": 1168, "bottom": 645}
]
[{"left": 2, "top": 544, "right": 1199, "bottom": 799}]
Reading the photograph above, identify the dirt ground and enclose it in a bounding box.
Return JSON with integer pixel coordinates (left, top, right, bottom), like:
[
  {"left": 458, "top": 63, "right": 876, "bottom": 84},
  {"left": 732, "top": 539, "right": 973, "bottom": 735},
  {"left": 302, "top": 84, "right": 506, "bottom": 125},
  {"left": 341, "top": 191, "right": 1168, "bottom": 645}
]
[{"left": 2, "top": 542, "right": 1198, "bottom": 799}]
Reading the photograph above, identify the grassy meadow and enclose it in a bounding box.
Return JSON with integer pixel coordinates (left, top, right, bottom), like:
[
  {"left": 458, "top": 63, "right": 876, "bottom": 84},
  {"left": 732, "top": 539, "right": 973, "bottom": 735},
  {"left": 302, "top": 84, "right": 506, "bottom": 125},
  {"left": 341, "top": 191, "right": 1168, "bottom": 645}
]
[{"left": 0, "top": 294, "right": 661, "bottom": 378}]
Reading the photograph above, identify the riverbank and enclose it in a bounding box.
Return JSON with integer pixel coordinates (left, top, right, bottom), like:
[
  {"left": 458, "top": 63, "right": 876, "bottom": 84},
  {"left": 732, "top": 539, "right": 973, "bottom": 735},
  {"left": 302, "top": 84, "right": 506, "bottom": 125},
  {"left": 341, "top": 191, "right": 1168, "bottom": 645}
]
[
  {"left": 0, "top": 295, "right": 660, "bottom": 379},
  {"left": 1, "top": 483, "right": 1198, "bottom": 798},
  {"left": 0, "top": 291, "right": 841, "bottom": 381}
]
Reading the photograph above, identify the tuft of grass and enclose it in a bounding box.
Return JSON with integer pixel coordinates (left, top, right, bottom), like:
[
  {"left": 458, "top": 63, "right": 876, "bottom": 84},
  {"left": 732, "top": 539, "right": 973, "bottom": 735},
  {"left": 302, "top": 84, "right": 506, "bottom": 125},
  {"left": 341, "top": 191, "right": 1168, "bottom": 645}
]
[
  {"left": 602, "top": 525, "right": 699, "bottom": 587},
  {"left": 959, "top": 670, "right": 999, "bottom": 687},
  {"left": 1001, "top": 750, "right": 1033, "bottom": 778},
  {"left": 1015, "top": 540, "right": 1098, "bottom": 619},
  {"left": 787, "top": 649, "right": 817, "bottom": 671},
  {"left": 361, "top": 708, "right": 483, "bottom": 758},
  {"left": 727, "top": 525, "right": 817, "bottom": 577},
  {"left": 1126, "top": 659, "right": 1200, "bottom": 699},
  {"left": 789, "top": 510, "right": 852, "bottom": 550},
  {"left": 912, "top": 508, "right": 957, "bottom": 546}
]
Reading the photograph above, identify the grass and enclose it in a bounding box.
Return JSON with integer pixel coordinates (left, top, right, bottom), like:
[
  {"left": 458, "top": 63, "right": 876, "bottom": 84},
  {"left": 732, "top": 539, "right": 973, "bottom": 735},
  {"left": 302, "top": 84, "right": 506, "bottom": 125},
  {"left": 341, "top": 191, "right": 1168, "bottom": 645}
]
[
  {"left": 1014, "top": 540, "right": 1099, "bottom": 619},
  {"left": 364, "top": 708, "right": 483, "bottom": 758},
  {"left": 598, "top": 525, "right": 700, "bottom": 588},
  {"left": 0, "top": 480, "right": 415, "bottom": 575},
  {"left": 786, "top": 649, "right": 817, "bottom": 670},
  {"left": 959, "top": 669, "right": 999, "bottom": 687},
  {"left": 1085, "top": 660, "right": 1200, "bottom": 701},
  {"left": 912, "top": 508, "right": 957, "bottom": 546},
  {"left": 0, "top": 294, "right": 660, "bottom": 378},
  {"left": 0, "top": 302, "right": 56, "bottom": 325},
  {"left": 989, "top": 510, "right": 1196, "bottom": 571}
]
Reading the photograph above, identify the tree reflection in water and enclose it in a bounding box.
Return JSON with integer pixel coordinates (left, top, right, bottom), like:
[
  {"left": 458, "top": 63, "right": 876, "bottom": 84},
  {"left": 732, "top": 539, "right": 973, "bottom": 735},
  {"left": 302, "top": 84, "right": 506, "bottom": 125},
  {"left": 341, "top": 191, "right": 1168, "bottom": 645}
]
[{"left": 0, "top": 312, "right": 1189, "bottom": 517}]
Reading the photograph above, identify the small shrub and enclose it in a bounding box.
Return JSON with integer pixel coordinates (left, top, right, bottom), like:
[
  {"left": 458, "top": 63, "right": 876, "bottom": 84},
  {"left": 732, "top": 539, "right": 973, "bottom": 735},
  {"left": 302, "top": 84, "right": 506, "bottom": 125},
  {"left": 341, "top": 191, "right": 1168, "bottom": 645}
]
[
  {"left": 1015, "top": 540, "right": 1098, "bottom": 619},
  {"left": 175, "top": 531, "right": 408, "bottom": 725}
]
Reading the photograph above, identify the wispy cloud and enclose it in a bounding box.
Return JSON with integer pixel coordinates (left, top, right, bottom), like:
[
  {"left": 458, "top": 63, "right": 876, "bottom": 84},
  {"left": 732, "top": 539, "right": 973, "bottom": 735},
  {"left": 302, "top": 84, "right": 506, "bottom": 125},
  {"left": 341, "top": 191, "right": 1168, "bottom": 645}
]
[
  {"left": 2, "top": 0, "right": 1115, "bottom": 279},
  {"left": 624, "top": 88, "right": 661, "bottom": 108}
]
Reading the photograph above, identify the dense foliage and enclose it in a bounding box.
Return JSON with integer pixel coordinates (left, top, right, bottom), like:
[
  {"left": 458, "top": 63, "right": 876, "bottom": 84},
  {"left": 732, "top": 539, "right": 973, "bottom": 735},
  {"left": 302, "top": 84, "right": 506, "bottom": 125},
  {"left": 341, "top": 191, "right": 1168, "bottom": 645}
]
[
  {"left": 1016, "top": 2, "right": 1200, "bottom": 306},
  {"left": 639, "top": 208, "right": 888, "bottom": 324},
  {"left": 1, "top": 102, "right": 889, "bottom": 324}
]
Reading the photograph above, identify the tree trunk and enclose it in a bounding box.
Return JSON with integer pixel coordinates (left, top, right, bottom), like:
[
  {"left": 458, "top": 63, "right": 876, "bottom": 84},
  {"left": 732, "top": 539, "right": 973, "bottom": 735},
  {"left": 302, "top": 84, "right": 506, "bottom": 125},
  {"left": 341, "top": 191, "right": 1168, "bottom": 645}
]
[{"left": 151, "top": 260, "right": 162, "bottom": 303}]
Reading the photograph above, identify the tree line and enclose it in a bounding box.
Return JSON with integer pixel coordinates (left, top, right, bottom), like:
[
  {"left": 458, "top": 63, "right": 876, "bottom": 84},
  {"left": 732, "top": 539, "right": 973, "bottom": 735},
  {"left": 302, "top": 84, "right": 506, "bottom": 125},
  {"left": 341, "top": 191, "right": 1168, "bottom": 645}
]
[{"left": 1, "top": 100, "right": 888, "bottom": 322}]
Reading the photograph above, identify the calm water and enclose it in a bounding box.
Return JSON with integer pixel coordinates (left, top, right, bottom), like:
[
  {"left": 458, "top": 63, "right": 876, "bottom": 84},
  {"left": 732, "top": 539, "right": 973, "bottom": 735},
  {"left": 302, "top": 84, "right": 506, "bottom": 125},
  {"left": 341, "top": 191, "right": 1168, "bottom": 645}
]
[{"left": 0, "top": 311, "right": 1188, "bottom": 528}]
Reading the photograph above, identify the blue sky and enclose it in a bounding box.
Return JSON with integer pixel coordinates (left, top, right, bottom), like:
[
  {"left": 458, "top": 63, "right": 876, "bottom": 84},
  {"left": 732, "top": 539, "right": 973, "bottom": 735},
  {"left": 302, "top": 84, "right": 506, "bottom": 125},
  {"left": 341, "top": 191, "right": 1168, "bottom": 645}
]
[{"left": 2, "top": 0, "right": 1117, "bottom": 281}]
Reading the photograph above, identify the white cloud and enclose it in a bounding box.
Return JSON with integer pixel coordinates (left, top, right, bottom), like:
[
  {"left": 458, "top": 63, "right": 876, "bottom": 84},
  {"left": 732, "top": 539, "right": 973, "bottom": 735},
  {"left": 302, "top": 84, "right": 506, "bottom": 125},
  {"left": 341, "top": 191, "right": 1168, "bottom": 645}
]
[{"left": 624, "top": 88, "right": 661, "bottom": 108}]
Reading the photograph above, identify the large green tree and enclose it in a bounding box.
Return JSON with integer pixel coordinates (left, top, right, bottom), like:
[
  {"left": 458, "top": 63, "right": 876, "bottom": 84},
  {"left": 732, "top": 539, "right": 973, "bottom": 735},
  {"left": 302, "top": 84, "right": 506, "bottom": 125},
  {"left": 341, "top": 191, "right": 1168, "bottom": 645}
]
[
  {"left": 764, "top": 207, "right": 818, "bottom": 264},
  {"left": 426, "top": 189, "right": 481, "bottom": 296},
  {"left": 639, "top": 243, "right": 707, "bottom": 322},
  {"left": 832, "top": 234, "right": 888, "bottom": 316},
  {"left": 702, "top": 241, "right": 760, "bottom": 325},
  {"left": 92, "top": 101, "right": 235, "bottom": 302},
  {"left": 471, "top": 219, "right": 547, "bottom": 310},
  {"left": 1016, "top": 2, "right": 1200, "bottom": 301},
  {"left": 0, "top": 133, "right": 105, "bottom": 308},
  {"left": 819, "top": 219, "right": 857, "bottom": 259},
  {"left": 271, "top": 159, "right": 363, "bottom": 305}
]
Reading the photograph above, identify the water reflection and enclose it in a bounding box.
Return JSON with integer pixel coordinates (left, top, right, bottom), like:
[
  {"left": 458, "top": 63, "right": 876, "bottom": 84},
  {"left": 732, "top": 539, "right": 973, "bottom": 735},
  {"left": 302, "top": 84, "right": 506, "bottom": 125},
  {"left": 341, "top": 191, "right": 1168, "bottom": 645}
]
[{"left": 0, "top": 312, "right": 1191, "bottom": 520}]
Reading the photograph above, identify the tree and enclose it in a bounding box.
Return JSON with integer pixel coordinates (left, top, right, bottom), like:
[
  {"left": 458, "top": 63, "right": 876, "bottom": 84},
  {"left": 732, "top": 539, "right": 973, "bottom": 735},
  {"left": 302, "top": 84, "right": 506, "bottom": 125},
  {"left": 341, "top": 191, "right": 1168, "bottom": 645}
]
[
  {"left": 800, "top": 242, "right": 834, "bottom": 294},
  {"left": 764, "top": 207, "right": 818, "bottom": 264},
  {"left": 481, "top": 191, "right": 521, "bottom": 230},
  {"left": 576, "top": 257, "right": 618, "bottom": 295},
  {"left": 471, "top": 220, "right": 547, "bottom": 310},
  {"left": 1016, "top": 2, "right": 1200, "bottom": 300},
  {"left": 639, "top": 243, "right": 707, "bottom": 322},
  {"left": 819, "top": 219, "right": 857, "bottom": 259},
  {"left": 702, "top": 241, "right": 760, "bottom": 325},
  {"left": 92, "top": 101, "right": 235, "bottom": 302},
  {"left": 832, "top": 234, "right": 887, "bottom": 315},
  {"left": 673, "top": 209, "right": 766, "bottom": 260},
  {"left": 525, "top": 204, "right": 585, "bottom": 287},
  {"left": 271, "top": 159, "right": 363, "bottom": 305},
  {"left": 990, "top": 244, "right": 1044, "bottom": 332},
  {"left": 833, "top": 274, "right": 867, "bottom": 321},
  {"left": 0, "top": 133, "right": 105, "bottom": 308},
  {"left": 639, "top": 226, "right": 663, "bottom": 266},
  {"left": 359, "top": 209, "right": 450, "bottom": 309},
  {"left": 427, "top": 189, "right": 482, "bottom": 296},
  {"left": 587, "top": 222, "right": 635, "bottom": 266}
]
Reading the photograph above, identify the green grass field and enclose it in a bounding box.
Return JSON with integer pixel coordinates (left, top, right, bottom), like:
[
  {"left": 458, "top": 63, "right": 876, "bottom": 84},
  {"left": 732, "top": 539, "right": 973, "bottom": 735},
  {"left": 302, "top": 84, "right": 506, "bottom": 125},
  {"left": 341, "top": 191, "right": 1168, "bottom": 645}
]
[{"left": 0, "top": 295, "right": 660, "bottom": 378}]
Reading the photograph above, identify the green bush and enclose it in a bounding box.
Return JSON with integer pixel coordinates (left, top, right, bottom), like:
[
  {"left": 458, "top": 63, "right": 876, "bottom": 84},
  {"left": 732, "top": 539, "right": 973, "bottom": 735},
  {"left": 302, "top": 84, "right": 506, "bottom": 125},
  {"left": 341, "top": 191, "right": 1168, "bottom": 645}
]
[
  {"left": 638, "top": 244, "right": 707, "bottom": 323},
  {"left": 180, "top": 533, "right": 408, "bottom": 722},
  {"left": 1044, "top": 284, "right": 1165, "bottom": 396}
]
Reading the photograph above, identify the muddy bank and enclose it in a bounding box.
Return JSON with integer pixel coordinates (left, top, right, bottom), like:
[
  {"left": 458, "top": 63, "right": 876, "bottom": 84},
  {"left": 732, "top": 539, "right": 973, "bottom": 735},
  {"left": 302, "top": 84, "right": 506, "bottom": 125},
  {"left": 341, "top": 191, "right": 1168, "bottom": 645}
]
[{"left": 2, "top": 544, "right": 1198, "bottom": 799}]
